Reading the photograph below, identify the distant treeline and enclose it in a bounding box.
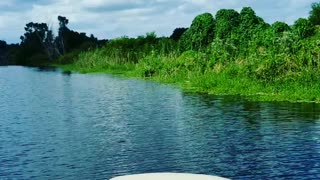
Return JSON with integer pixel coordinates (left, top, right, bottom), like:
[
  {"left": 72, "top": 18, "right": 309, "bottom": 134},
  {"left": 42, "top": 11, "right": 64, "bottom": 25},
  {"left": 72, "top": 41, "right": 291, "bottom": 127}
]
[
  {"left": 2, "top": 3, "right": 320, "bottom": 101},
  {"left": 0, "top": 16, "right": 107, "bottom": 66},
  {"left": 1, "top": 2, "right": 320, "bottom": 71},
  {"left": 60, "top": 2, "right": 320, "bottom": 102}
]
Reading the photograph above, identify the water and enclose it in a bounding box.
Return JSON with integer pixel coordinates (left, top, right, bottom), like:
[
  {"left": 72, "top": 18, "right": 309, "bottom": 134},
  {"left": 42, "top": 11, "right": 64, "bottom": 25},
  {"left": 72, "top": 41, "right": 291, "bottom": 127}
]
[{"left": 1, "top": 66, "right": 320, "bottom": 180}]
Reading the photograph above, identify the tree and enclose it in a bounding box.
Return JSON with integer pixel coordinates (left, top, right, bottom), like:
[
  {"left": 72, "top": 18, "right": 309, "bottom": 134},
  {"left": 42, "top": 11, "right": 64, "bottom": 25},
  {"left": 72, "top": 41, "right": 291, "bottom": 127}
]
[
  {"left": 236, "top": 7, "right": 269, "bottom": 49},
  {"left": 272, "top": 21, "right": 290, "bottom": 34},
  {"left": 170, "top": 28, "right": 188, "bottom": 41},
  {"left": 215, "top": 9, "right": 240, "bottom": 40},
  {"left": 240, "top": 7, "right": 259, "bottom": 28},
  {"left": 309, "top": 2, "right": 320, "bottom": 26},
  {"left": 0, "top": 40, "right": 6, "bottom": 49},
  {"left": 293, "top": 18, "right": 315, "bottom": 38},
  {"left": 17, "top": 22, "right": 56, "bottom": 65},
  {"left": 57, "top": 16, "right": 69, "bottom": 54},
  {"left": 22, "top": 22, "right": 49, "bottom": 44},
  {"left": 238, "top": 7, "right": 268, "bottom": 36},
  {"left": 56, "top": 15, "right": 98, "bottom": 56},
  {"left": 58, "top": 16, "right": 69, "bottom": 28},
  {"left": 180, "top": 13, "right": 215, "bottom": 51}
]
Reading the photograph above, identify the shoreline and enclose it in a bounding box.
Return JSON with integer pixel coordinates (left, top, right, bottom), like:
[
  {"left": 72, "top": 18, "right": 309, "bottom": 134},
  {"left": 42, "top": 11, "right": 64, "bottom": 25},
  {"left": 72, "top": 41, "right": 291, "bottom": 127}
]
[{"left": 56, "top": 64, "right": 320, "bottom": 104}]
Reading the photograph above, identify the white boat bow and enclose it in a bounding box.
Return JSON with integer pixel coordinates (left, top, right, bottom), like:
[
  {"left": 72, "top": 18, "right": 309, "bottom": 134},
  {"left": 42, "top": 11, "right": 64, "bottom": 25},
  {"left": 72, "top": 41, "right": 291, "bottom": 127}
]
[{"left": 110, "top": 173, "right": 229, "bottom": 180}]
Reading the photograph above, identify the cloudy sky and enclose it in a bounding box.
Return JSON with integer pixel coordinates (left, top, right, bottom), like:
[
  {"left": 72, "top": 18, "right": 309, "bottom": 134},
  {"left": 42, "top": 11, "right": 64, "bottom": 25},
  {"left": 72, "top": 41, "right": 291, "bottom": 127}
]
[{"left": 0, "top": 0, "right": 315, "bottom": 43}]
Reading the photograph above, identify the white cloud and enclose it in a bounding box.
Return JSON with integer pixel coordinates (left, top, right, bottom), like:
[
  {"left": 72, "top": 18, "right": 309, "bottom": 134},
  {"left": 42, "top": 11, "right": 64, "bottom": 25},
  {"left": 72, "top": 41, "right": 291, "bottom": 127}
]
[{"left": 0, "top": 0, "right": 316, "bottom": 43}]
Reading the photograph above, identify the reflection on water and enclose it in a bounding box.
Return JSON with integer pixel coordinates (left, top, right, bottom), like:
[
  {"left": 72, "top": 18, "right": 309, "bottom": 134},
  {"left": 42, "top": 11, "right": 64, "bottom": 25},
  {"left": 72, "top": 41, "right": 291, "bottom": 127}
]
[{"left": 0, "top": 66, "right": 320, "bottom": 180}]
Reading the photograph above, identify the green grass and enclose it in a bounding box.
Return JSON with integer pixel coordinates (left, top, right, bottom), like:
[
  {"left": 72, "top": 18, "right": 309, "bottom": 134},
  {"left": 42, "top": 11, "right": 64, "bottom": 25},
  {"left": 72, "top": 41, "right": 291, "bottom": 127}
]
[
  {"left": 54, "top": 29, "right": 320, "bottom": 103},
  {"left": 55, "top": 48, "right": 320, "bottom": 103}
]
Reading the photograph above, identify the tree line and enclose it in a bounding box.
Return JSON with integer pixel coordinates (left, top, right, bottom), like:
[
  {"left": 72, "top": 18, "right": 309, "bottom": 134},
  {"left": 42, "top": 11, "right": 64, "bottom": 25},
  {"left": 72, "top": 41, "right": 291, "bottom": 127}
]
[
  {"left": 0, "top": 16, "right": 107, "bottom": 66},
  {"left": 1, "top": 2, "right": 320, "bottom": 69}
]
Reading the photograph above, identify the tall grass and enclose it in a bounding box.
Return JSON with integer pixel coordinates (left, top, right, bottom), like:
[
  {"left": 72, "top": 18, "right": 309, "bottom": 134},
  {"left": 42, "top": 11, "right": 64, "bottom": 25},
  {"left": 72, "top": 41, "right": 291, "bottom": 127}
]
[{"left": 58, "top": 27, "right": 320, "bottom": 102}]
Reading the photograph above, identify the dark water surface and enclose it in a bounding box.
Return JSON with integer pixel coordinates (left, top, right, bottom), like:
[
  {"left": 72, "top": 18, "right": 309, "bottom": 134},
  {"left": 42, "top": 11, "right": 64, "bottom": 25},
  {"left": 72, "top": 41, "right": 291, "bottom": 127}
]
[{"left": 1, "top": 66, "right": 320, "bottom": 180}]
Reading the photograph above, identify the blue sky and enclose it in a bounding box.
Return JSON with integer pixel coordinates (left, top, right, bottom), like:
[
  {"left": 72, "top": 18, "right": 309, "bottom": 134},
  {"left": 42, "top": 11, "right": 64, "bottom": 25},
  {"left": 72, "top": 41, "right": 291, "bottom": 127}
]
[{"left": 0, "top": 0, "right": 315, "bottom": 44}]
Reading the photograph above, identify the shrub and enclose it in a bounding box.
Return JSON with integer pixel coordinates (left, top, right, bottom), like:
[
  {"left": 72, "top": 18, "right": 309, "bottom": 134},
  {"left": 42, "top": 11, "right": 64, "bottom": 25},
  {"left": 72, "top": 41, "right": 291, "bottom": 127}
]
[
  {"left": 180, "top": 13, "right": 215, "bottom": 51},
  {"left": 272, "top": 21, "right": 291, "bottom": 34},
  {"left": 215, "top": 9, "right": 240, "bottom": 40},
  {"left": 309, "top": 2, "right": 320, "bottom": 26},
  {"left": 293, "top": 18, "right": 315, "bottom": 38}
]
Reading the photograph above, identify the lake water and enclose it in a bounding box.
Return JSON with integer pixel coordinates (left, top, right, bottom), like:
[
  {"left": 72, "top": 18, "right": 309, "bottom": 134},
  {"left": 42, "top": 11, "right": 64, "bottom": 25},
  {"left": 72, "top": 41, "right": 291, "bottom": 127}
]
[{"left": 1, "top": 66, "right": 320, "bottom": 179}]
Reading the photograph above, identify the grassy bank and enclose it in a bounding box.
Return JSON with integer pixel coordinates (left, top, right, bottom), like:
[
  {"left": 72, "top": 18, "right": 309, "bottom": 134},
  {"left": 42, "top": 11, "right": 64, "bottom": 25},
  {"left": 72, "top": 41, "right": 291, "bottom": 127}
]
[
  {"left": 57, "top": 41, "right": 320, "bottom": 103},
  {"left": 57, "top": 6, "right": 320, "bottom": 103}
]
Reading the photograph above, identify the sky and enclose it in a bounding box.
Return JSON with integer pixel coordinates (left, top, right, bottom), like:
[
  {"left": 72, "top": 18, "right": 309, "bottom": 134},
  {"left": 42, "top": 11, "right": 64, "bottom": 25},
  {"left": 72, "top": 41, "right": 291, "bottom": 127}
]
[{"left": 0, "top": 0, "right": 316, "bottom": 44}]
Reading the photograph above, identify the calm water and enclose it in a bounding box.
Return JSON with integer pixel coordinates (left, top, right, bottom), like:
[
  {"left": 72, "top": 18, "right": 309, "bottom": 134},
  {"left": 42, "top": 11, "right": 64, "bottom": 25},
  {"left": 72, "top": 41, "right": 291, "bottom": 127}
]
[{"left": 1, "top": 66, "right": 320, "bottom": 180}]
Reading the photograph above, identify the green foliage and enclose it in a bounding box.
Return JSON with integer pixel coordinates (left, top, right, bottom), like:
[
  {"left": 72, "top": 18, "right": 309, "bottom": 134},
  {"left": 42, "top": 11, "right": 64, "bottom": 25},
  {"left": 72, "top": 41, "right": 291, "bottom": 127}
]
[
  {"left": 238, "top": 7, "right": 268, "bottom": 41},
  {"left": 175, "top": 50, "right": 208, "bottom": 72},
  {"left": 25, "top": 53, "right": 49, "bottom": 66},
  {"left": 207, "top": 38, "right": 237, "bottom": 64},
  {"left": 58, "top": 16, "right": 69, "bottom": 28},
  {"left": 239, "top": 7, "right": 259, "bottom": 30},
  {"left": 215, "top": 9, "right": 240, "bottom": 39},
  {"left": 0, "top": 43, "right": 19, "bottom": 65},
  {"left": 180, "top": 13, "right": 215, "bottom": 51},
  {"left": 64, "top": 4, "right": 320, "bottom": 102},
  {"left": 5, "top": 4, "right": 320, "bottom": 102},
  {"left": 72, "top": 34, "right": 179, "bottom": 73},
  {"left": 272, "top": 21, "right": 290, "bottom": 34},
  {"left": 57, "top": 16, "right": 98, "bottom": 55},
  {"left": 293, "top": 18, "right": 315, "bottom": 38},
  {"left": 0, "top": 40, "right": 6, "bottom": 48},
  {"left": 96, "top": 33, "right": 167, "bottom": 64},
  {"left": 309, "top": 2, "right": 320, "bottom": 25},
  {"left": 57, "top": 50, "right": 81, "bottom": 64},
  {"left": 170, "top": 28, "right": 188, "bottom": 41},
  {"left": 11, "top": 16, "right": 100, "bottom": 65},
  {"left": 17, "top": 22, "right": 53, "bottom": 65}
]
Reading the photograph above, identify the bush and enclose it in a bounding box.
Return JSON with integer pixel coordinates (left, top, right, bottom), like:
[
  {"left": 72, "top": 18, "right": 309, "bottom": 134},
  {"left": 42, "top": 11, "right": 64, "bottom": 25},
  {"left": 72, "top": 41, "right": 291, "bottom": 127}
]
[
  {"left": 293, "top": 18, "right": 315, "bottom": 38},
  {"left": 309, "top": 2, "right": 320, "bottom": 26},
  {"left": 180, "top": 13, "right": 215, "bottom": 51},
  {"left": 58, "top": 50, "right": 81, "bottom": 64},
  {"left": 170, "top": 28, "right": 188, "bottom": 41},
  {"left": 215, "top": 9, "right": 240, "bottom": 40},
  {"left": 272, "top": 21, "right": 290, "bottom": 34}
]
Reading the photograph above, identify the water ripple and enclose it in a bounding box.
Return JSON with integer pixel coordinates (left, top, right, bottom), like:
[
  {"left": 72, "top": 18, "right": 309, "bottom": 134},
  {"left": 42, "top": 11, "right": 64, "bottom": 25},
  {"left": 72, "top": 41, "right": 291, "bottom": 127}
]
[{"left": 1, "top": 67, "right": 320, "bottom": 179}]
